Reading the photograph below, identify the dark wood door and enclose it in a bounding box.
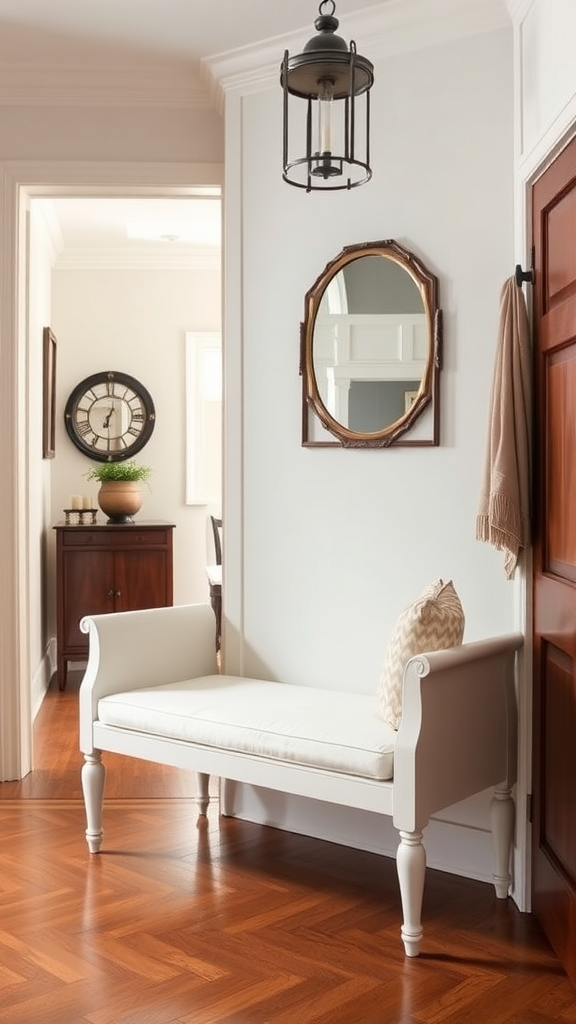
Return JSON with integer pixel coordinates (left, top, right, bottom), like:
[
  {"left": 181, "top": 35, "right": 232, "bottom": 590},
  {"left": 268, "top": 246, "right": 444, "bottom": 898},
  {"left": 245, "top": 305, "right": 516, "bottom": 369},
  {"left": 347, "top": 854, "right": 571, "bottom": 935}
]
[{"left": 532, "top": 132, "right": 576, "bottom": 987}]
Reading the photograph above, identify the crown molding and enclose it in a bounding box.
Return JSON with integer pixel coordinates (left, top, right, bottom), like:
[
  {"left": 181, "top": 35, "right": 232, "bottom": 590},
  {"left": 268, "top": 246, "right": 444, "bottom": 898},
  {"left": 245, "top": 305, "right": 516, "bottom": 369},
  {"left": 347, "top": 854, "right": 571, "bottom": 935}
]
[
  {"left": 203, "top": 0, "right": 511, "bottom": 109},
  {"left": 52, "top": 245, "right": 221, "bottom": 272}
]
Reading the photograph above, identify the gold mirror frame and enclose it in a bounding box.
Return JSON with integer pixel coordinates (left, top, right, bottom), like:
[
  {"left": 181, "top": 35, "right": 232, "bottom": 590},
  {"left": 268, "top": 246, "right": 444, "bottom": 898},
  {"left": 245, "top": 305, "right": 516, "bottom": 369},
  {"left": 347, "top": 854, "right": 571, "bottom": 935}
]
[{"left": 300, "top": 239, "right": 442, "bottom": 447}]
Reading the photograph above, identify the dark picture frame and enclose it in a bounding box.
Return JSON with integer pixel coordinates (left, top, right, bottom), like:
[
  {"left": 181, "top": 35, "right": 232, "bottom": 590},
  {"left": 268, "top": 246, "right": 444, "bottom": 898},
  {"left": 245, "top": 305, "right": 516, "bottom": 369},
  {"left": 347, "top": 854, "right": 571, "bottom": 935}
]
[{"left": 43, "top": 327, "right": 57, "bottom": 459}]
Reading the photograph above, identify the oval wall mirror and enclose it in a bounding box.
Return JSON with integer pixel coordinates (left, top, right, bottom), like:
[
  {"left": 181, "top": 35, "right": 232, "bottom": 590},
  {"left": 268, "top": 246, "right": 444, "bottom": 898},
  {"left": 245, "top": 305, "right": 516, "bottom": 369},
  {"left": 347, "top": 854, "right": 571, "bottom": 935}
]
[{"left": 300, "top": 239, "right": 442, "bottom": 447}]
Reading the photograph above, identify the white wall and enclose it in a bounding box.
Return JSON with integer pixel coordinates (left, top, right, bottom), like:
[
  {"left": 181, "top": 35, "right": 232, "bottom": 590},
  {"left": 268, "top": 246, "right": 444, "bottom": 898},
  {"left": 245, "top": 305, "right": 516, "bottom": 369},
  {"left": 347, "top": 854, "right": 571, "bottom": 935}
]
[
  {"left": 49, "top": 264, "right": 221, "bottom": 626},
  {"left": 223, "top": 27, "right": 518, "bottom": 883},
  {"left": 227, "top": 26, "right": 516, "bottom": 681}
]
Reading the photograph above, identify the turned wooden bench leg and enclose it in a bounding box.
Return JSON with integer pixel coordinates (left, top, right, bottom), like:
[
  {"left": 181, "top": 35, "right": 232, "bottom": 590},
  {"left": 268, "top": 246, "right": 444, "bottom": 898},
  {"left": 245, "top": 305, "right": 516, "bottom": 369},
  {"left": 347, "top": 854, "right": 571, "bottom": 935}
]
[
  {"left": 396, "top": 829, "right": 426, "bottom": 957},
  {"left": 220, "top": 778, "right": 236, "bottom": 816},
  {"left": 491, "top": 783, "right": 514, "bottom": 898},
  {"left": 195, "top": 772, "right": 210, "bottom": 815},
  {"left": 81, "top": 751, "right": 105, "bottom": 853}
]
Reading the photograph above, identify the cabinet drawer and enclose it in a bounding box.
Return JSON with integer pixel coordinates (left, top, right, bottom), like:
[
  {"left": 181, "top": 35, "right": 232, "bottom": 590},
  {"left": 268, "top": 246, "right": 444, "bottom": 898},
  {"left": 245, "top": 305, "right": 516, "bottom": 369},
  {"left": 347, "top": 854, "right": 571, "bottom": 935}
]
[{"left": 61, "top": 528, "right": 170, "bottom": 548}]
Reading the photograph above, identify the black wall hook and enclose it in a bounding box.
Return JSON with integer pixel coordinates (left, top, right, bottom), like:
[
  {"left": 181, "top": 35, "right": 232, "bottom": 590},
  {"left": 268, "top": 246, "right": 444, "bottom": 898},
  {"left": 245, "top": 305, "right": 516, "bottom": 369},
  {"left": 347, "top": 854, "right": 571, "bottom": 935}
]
[{"left": 515, "top": 263, "right": 534, "bottom": 287}]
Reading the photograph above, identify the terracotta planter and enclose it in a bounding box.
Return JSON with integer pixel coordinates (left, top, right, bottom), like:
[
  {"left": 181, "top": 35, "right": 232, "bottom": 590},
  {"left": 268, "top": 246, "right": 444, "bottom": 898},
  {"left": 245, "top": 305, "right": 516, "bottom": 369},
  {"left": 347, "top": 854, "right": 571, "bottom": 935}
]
[{"left": 97, "top": 481, "right": 143, "bottom": 524}]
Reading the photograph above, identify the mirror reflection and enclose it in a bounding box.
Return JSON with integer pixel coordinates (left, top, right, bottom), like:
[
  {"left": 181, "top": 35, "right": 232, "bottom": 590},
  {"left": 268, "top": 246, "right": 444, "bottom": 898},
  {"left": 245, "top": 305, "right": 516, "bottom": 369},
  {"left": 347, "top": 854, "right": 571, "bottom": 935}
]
[
  {"left": 314, "top": 256, "right": 426, "bottom": 432},
  {"left": 301, "top": 240, "right": 442, "bottom": 447}
]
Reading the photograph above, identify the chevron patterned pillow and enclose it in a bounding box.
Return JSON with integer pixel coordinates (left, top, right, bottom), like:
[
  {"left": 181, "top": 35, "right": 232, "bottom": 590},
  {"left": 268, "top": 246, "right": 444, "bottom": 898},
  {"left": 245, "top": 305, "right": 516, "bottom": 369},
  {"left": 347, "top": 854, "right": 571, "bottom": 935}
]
[{"left": 377, "top": 579, "right": 465, "bottom": 730}]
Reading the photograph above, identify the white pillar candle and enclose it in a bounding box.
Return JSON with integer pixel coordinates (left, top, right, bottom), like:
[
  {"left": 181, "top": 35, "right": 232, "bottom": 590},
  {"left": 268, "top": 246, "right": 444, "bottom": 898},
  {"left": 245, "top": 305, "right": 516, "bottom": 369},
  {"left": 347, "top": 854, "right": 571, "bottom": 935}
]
[
  {"left": 70, "top": 495, "right": 82, "bottom": 510},
  {"left": 82, "top": 496, "right": 92, "bottom": 509}
]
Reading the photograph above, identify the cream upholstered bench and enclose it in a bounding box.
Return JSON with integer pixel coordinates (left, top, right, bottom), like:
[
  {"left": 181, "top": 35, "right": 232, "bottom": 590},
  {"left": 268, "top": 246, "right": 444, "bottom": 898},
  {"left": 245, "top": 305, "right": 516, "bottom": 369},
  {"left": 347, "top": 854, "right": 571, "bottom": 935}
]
[{"left": 79, "top": 599, "right": 522, "bottom": 958}]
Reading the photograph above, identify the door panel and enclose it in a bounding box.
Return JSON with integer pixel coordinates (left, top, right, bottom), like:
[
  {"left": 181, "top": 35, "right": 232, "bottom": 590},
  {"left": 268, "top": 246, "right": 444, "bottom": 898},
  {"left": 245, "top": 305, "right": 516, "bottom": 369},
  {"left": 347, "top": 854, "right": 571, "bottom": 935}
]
[
  {"left": 545, "top": 346, "right": 576, "bottom": 576},
  {"left": 115, "top": 550, "right": 170, "bottom": 612},
  {"left": 62, "top": 550, "right": 114, "bottom": 647},
  {"left": 532, "top": 131, "right": 576, "bottom": 987},
  {"left": 547, "top": 188, "right": 576, "bottom": 303},
  {"left": 541, "top": 644, "right": 576, "bottom": 875}
]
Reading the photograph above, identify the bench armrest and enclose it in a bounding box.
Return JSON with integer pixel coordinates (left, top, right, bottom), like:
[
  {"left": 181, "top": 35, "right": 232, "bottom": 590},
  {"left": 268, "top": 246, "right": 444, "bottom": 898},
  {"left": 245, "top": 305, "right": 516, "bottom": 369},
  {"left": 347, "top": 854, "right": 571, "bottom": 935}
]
[
  {"left": 393, "top": 632, "right": 523, "bottom": 832},
  {"left": 79, "top": 603, "right": 218, "bottom": 753}
]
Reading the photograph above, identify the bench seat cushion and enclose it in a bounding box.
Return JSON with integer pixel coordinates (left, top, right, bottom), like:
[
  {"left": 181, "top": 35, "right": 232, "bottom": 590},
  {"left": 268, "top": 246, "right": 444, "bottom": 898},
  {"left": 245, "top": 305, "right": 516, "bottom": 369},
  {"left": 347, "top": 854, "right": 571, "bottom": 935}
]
[{"left": 97, "top": 675, "right": 396, "bottom": 780}]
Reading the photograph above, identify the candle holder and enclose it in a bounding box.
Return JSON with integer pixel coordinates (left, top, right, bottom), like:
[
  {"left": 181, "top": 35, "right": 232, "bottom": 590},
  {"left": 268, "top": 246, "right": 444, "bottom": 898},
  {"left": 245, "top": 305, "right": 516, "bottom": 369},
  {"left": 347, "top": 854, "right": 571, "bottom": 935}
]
[{"left": 63, "top": 508, "right": 98, "bottom": 526}]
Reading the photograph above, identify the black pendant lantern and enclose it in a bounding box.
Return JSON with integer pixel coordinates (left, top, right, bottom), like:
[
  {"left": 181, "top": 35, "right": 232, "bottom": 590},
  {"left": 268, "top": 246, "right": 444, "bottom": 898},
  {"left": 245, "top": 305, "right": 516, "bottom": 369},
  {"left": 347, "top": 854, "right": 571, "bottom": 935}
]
[{"left": 280, "top": 0, "right": 374, "bottom": 192}]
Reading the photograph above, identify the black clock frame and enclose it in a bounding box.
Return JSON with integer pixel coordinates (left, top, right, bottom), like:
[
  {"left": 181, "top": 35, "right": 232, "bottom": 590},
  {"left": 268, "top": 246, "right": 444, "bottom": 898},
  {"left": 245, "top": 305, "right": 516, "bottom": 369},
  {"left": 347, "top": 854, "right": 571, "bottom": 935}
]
[{"left": 64, "top": 370, "right": 156, "bottom": 463}]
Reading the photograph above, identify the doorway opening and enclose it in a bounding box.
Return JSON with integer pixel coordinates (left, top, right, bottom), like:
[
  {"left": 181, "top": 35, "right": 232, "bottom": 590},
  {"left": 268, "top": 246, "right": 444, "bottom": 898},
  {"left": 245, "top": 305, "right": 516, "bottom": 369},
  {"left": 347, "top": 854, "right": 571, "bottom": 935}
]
[{"left": 1, "top": 168, "right": 223, "bottom": 785}]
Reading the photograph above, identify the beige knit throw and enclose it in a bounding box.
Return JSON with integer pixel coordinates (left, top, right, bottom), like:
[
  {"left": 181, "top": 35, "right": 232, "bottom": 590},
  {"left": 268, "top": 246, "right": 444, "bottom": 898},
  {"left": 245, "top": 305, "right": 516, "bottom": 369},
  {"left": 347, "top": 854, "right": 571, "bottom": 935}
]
[{"left": 476, "top": 277, "right": 532, "bottom": 579}]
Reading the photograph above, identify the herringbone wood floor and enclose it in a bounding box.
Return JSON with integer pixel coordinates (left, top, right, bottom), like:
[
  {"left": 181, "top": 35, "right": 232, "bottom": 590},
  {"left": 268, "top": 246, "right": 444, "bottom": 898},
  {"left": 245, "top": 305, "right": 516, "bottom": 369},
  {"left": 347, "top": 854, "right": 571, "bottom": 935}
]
[{"left": 1, "top": 675, "right": 575, "bottom": 1023}]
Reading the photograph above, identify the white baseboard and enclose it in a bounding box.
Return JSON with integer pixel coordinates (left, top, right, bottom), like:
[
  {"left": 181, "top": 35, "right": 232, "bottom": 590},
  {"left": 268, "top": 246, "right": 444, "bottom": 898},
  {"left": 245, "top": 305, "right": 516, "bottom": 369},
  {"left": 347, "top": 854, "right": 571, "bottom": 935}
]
[
  {"left": 31, "top": 638, "right": 57, "bottom": 718},
  {"left": 224, "top": 782, "right": 502, "bottom": 888}
]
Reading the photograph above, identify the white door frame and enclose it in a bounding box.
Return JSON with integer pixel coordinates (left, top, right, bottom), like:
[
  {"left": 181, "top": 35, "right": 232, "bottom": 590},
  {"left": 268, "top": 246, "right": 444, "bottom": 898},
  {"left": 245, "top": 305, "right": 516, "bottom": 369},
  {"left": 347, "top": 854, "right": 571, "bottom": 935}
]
[{"left": 0, "top": 160, "right": 223, "bottom": 781}]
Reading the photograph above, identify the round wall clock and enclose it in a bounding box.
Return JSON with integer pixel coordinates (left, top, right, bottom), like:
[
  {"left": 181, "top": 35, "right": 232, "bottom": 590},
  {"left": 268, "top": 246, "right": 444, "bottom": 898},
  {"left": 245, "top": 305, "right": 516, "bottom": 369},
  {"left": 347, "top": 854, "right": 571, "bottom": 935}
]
[{"left": 64, "top": 370, "right": 156, "bottom": 462}]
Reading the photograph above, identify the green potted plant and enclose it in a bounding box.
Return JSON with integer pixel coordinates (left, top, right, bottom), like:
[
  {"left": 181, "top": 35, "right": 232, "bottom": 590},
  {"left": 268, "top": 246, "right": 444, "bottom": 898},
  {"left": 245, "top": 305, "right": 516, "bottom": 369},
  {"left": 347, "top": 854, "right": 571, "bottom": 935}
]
[{"left": 85, "top": 460, "right": 152, "bottom": 524}]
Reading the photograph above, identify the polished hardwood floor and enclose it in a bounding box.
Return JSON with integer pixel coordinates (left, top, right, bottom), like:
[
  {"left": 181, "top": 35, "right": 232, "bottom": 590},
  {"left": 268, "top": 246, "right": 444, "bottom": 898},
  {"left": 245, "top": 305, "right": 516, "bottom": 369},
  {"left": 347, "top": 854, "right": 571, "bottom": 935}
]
[{"left": 1, "top": 674, "right": 575, "bottom": 1023}]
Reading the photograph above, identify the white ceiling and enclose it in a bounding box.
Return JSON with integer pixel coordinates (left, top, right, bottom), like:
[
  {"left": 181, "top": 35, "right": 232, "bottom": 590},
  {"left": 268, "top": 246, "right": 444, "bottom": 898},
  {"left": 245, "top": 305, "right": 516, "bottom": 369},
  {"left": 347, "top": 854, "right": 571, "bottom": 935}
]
[
  {"left": 0, "top": 1, "right": 394, "bottom": 66},
  {"left": 36, "top": 195, "right": 222, "bottom": 268},
  {"left": 44, "top": 195, "right": 220, "bottom": 246}
]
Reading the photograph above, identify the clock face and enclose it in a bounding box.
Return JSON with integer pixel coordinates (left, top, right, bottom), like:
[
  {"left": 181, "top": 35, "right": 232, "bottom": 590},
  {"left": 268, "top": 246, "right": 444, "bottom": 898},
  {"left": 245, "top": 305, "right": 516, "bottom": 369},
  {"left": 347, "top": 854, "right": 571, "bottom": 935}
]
[{"left": 64, "top": 371, "right": 155, "bottom": 462}]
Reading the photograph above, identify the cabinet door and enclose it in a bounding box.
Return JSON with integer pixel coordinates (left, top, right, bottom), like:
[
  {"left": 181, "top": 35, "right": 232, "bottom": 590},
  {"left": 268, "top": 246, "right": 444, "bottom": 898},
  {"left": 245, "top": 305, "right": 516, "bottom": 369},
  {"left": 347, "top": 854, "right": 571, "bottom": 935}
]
[
  {"left": 62, "top": 550, "right": 115, "bottom": 648},
  {"left": 114, "top": 549, "right": 171, "bottom": 612}
]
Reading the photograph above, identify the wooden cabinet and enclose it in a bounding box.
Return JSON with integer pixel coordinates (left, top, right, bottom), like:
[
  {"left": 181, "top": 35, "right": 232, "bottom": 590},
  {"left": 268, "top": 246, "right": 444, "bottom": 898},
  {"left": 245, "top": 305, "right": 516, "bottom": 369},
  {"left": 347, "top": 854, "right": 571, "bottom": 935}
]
[{"left": 54, "top": 521, "right": 174, "bottom": 689}]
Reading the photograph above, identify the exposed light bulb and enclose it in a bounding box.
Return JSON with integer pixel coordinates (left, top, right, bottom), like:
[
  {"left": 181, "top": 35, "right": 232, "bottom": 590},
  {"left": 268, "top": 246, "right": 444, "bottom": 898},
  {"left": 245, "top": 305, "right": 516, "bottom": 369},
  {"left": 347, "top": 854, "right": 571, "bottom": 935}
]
[{"left": 317, "top": 78, "right": 334, "bottom": 155}]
